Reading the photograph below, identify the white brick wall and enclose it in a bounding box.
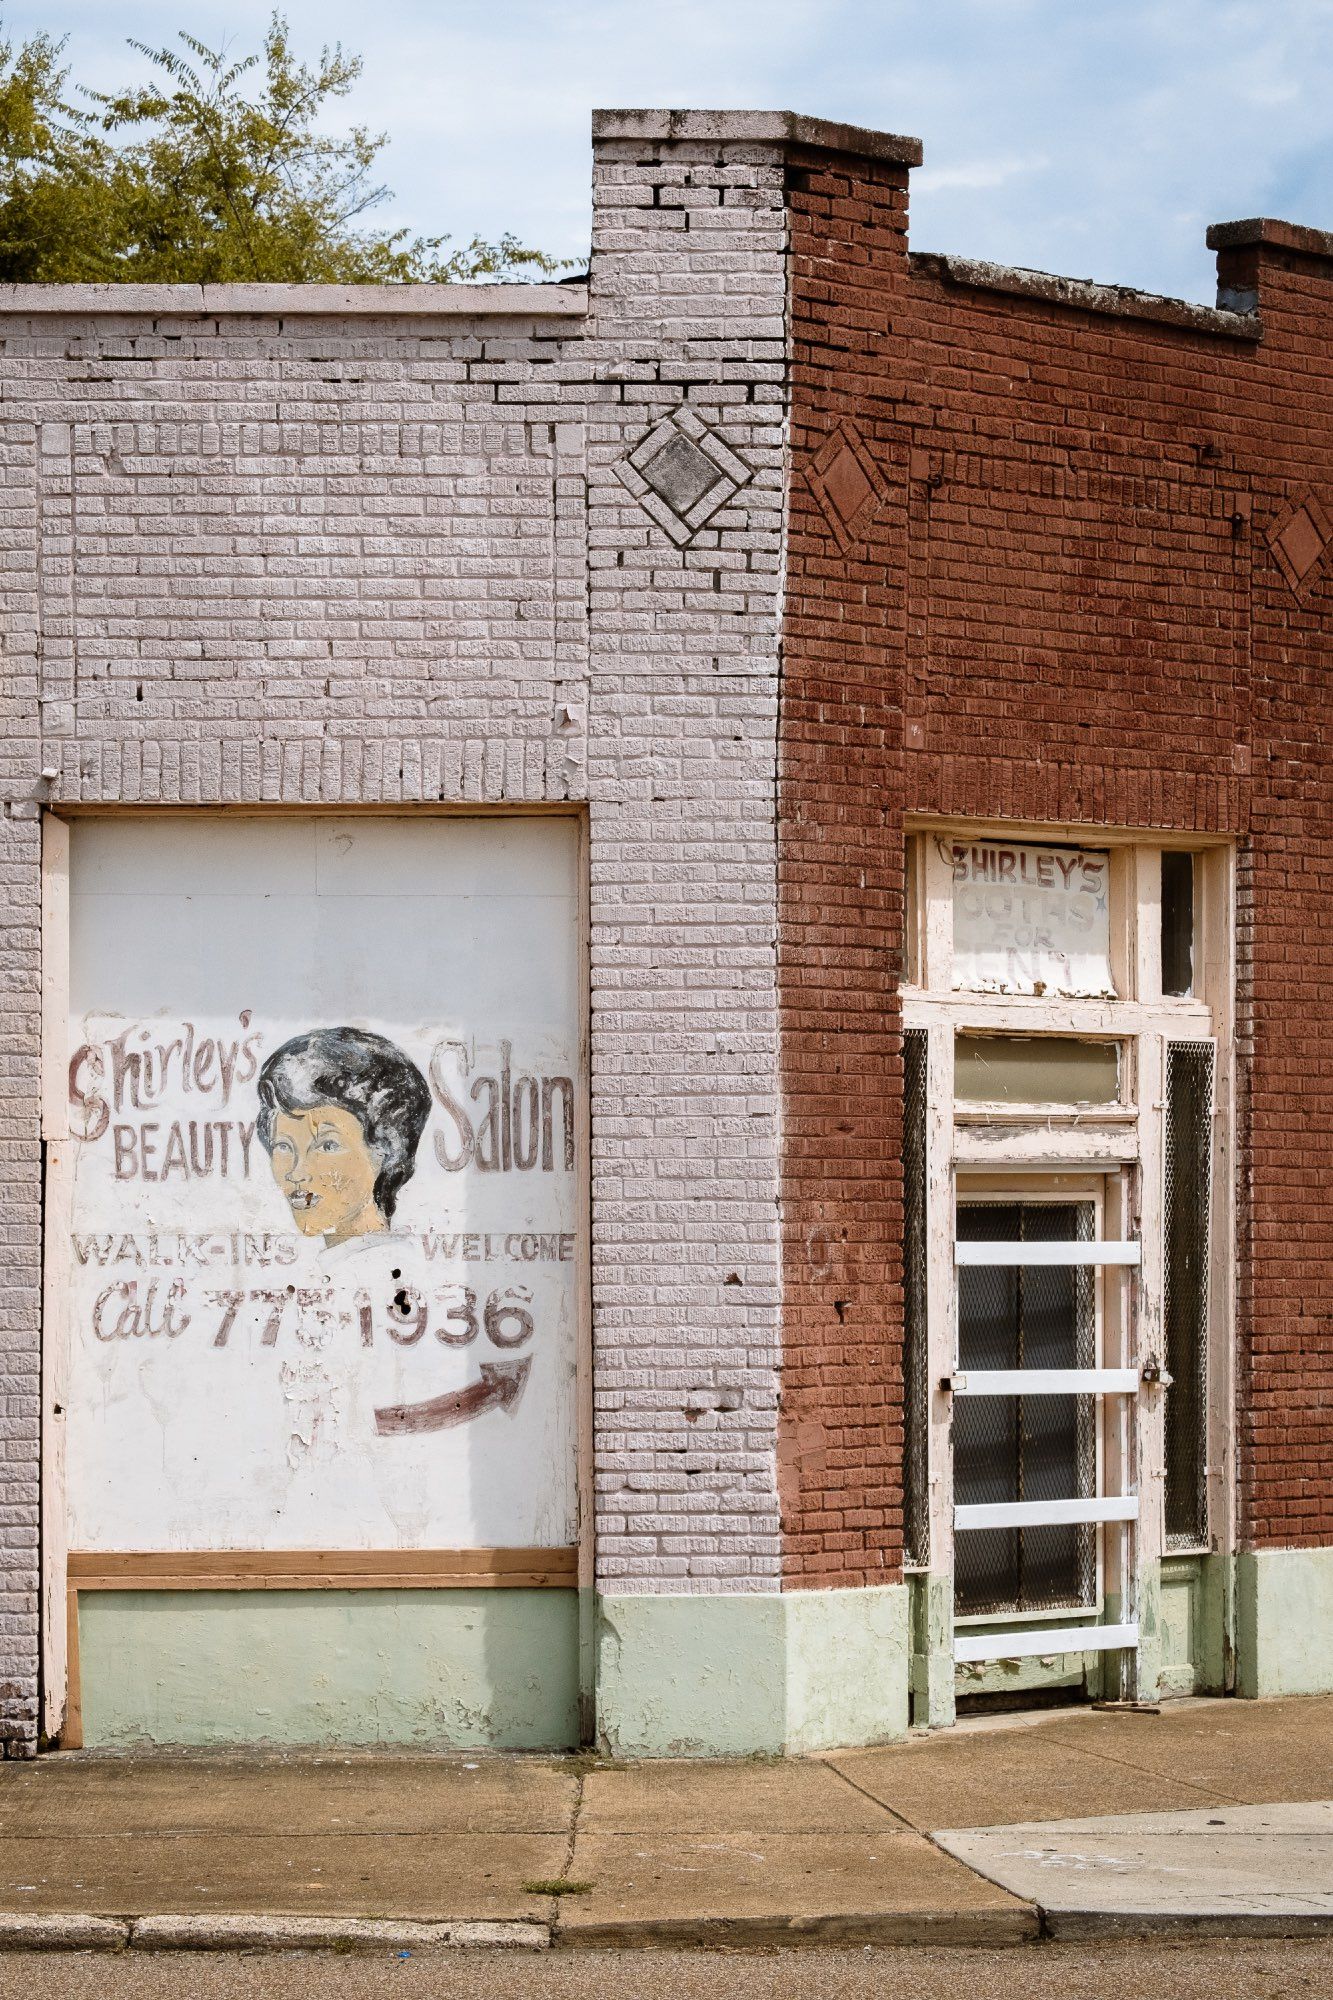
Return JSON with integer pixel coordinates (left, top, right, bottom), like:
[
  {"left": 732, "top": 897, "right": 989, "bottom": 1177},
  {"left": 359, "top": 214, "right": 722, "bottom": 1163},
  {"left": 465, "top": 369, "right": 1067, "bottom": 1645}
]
[
  {"left": 585, "top": 139, "right": 788, "bottom": 1592},
  {"left": 0, "top": 125, "right": 792, "bottom": 1744},
  {"left": 0, "top": 404, "right": 42, "bottom": 1752}
]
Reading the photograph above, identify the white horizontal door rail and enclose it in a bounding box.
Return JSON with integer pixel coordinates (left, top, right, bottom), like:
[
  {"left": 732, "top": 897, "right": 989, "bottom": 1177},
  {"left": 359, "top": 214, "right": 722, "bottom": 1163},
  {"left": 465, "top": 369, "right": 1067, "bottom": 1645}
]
[
  {"left": 955, "top": 1494, "right": 1139, "bottom": 1531},
  {"left": 955, "top": 1240, "right": 1141, "bottom": 1267},
  {"left": 951, "top": 1368, "right": 1140, "bottom": 1397},
  {"left": 954, "top": 1621, "right": 1139, "bottom": 1664}
]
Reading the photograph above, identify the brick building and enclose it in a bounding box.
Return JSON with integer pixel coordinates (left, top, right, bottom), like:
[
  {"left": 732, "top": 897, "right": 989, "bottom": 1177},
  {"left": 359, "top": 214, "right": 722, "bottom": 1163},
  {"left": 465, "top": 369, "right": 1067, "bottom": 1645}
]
[{"left": 1, "top": 111, "right": 1330, "bottom": 1755}]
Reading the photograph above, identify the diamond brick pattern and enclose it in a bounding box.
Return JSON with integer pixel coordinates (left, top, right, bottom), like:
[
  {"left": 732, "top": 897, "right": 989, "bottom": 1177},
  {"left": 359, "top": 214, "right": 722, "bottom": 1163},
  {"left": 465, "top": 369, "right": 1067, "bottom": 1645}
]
[
  {"left": 803, "top": 419, "right": 889, "bottom": 552},
  {"left": 642, "top": 432, "right": 722, "bottom": 515},
  {"left": 615, "top": 406, "right": 753, "bottom": 546},
  {"left": 1267, "top": 492, "right": 1331, "bottom": 595}
]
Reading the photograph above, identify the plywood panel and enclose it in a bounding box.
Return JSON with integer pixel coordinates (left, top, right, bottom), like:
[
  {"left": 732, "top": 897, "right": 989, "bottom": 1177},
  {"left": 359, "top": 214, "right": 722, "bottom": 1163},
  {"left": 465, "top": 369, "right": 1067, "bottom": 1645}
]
[{"left": 64, "top": 815, "right": 582, "bottom": 1557}]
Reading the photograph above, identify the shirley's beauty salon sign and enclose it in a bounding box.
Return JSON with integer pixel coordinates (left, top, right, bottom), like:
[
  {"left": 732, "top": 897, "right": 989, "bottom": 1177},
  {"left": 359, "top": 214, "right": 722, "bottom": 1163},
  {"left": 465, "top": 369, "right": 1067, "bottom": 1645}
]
[{"left": 65, "top": 817, "right": 581, "bottom": 1556}]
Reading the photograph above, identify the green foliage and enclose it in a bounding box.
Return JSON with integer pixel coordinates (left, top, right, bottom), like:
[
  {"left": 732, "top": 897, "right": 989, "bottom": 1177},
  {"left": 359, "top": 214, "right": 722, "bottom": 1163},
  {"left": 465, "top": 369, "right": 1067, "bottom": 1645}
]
[{"left": 0, "top": 14, "right": 565, "bottom": 283}]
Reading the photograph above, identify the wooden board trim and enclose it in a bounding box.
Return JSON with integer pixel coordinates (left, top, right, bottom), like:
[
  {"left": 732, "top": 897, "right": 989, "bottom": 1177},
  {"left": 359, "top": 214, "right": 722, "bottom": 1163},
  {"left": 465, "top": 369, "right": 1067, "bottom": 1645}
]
[
  {"left": 41, "top": 812, "right": 72, "bottom": 1741},
  {"left": 63, "top": 1588, "right": 83, "bottom": 1750},
  {"left": 68, "top": 1547, "right": 578, "bottom": 1591}
]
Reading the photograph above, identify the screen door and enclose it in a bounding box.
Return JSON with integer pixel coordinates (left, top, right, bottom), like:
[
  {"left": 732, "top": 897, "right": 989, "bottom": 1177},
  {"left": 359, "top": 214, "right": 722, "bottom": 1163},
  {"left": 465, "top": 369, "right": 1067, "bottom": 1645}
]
[{"left": 953, "top": 1200, "right": 1098, "bottom": 1618}]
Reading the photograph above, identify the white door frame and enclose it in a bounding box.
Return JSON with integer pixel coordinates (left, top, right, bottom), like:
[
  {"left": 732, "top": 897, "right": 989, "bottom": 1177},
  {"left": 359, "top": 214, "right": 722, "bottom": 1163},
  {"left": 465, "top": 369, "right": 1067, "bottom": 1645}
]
[{"left": 901, "top": 823, "right": 1235, "bottom": 1724}]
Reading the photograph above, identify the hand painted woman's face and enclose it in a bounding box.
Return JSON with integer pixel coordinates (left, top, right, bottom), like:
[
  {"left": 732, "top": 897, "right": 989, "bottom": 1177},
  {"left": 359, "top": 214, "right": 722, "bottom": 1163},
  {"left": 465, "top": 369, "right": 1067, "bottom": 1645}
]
[{"left": 268, "top": 1104, "right": 385, "bottom": 1245}]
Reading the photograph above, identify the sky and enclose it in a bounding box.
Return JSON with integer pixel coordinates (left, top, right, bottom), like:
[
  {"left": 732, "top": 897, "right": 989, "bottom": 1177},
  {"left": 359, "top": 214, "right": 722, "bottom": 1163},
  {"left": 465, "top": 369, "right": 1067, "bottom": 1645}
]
[{"left": 13, "top": 0, "right": 1333, "bottom": 302}]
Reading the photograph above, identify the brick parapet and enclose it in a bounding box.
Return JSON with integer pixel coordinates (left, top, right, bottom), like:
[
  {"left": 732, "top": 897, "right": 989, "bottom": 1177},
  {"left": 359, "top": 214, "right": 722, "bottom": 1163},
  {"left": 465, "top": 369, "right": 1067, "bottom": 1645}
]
[
  {"left": 592, "top": 109, "right": 922, "bottom": 167},
  {"left": 911, "top": 252, "right": 1261, "bottom": 339}
]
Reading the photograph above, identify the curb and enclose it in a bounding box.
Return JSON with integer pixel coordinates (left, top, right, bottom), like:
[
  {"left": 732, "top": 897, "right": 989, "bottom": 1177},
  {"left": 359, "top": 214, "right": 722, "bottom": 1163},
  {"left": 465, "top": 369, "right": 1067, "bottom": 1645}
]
[
  {"left": 134, "top": 1916, "right": 551, "bottom": 1951},
  {"left": 0, "top": 1908, "right": 1042, "bottom": 1953},
  {"left": 0, "top": 1905, "right": 1328, "bottom": 1951},
  {"left": 0, "top": 1914, "right": 550, "bottom": 1953},
  {"left": 0, "top": 1917, "right": 129, "bottom": 1952},
  {"left": 1042, "top": 1908, "right": 1333, "bottom": 1941},
  {"left": 554, "top": 1909, "right": 1041, "bottom": 1948}
]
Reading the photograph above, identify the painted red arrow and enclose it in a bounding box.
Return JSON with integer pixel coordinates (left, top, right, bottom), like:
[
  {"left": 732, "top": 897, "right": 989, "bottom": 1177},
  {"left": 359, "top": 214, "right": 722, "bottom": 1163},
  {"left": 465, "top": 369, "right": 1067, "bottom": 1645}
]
[{"left": 374, "top": 1356, "right": 532, "bottom": 1436}]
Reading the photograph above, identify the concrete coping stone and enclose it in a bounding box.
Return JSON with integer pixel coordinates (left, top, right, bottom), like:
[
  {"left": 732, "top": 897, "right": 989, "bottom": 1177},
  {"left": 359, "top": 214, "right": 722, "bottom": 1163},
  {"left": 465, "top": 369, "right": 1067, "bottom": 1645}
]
[
  {"left": 1206, "top": 216, "right": 1333, "bottom": 262},
  {"left": 0, "top": 282, "right": 590, "bottom": 318},
  {"left": 592, "top": 108, "right": 924, "bottom": 167},
  {"left": 913, "top": 251, "right": 1263, "bottom": 340}
]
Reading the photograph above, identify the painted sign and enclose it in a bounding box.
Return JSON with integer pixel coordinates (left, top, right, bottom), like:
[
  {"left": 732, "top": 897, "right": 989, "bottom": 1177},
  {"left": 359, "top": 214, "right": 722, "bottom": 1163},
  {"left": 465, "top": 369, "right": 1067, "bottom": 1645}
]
[
  {"left": 65, "top": 817, "right": 580, "bottom": 1553},
  {"left": 950, "top": 840, "right": 1114, "bottom": 996}
]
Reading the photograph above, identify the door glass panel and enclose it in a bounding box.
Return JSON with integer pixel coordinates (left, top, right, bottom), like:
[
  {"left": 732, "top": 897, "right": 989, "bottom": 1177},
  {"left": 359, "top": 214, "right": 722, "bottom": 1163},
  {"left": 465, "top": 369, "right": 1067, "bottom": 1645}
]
[{"left": 954, "top": 1201, "right": 1097, "bottom": 1616}]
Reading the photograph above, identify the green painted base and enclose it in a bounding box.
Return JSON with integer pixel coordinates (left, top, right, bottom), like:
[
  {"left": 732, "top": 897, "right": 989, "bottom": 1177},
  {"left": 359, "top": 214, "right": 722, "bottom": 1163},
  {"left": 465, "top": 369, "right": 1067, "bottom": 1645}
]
[
  {"left": 596, "top": 1585, "right": 910, "bottom": 1756},
  {"left": 1237, "top": 1545, "right": 1333, "bottom": 1698},
  {"left": 75, "top": 1583, "right": 911, "bottom": 1756},
  {"left": 75, "top": 1589, "right": 580, "bottom": 1750},
  {"left": 1149, "top": 1553, "right": 1229, "bottom": 1697},
  {"left": 75, "top": 1551, "right": 1332, "bottom": 1750},
  {"left": 909, "top": 1572, "right": 955, "bottom": 1730}
]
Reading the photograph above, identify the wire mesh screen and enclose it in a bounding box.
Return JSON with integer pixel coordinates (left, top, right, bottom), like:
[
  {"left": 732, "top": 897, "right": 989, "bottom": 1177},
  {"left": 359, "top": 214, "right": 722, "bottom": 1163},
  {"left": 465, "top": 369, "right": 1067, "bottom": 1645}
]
[
  {"left": 902, "top": 1029, "right": 931, "bottom": 1570},
  {"left": 1164, "top": 1040, "right": 1214, "bottom": 1548},
  {"left": 954, "top": 1202, "right": 1097, "bottom": 1617}
]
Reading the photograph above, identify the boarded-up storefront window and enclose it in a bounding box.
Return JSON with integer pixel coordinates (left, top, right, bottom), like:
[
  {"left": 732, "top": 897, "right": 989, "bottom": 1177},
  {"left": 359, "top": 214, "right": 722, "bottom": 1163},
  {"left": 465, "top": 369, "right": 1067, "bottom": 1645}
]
[{"left": 65, "top": 816, "right": 580, "bottom": 1556}]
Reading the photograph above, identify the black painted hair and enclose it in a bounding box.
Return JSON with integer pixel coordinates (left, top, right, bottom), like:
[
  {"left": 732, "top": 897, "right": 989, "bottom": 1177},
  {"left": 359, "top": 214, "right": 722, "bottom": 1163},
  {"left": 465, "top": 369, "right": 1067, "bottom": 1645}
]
[{"left": 256, "top": 1027, "right": 432, "bottom": 1223}]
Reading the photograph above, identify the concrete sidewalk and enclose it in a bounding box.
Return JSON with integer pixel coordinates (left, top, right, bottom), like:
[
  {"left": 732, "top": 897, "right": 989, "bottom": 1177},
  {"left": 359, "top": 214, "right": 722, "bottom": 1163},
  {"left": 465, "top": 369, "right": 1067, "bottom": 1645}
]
[
  {"left": 936, "top": 1801, "right": 1333, "bottom": 1936},
  {"left": 0, "top": 1696, "right": 1328, "bottom": 1950}
]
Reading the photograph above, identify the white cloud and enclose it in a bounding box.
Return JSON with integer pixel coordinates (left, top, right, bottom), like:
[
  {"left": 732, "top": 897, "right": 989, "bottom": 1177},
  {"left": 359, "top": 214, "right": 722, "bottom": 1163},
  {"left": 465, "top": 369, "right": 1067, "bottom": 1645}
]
[{"left": 914, "top": 154, "right": 1049, "bottom": 195}]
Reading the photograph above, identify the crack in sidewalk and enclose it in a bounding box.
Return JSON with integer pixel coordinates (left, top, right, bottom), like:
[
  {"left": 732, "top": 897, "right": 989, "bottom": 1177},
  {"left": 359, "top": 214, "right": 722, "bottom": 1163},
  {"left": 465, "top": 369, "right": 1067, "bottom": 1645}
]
[
  {"left": 560, "top": 1768, "right": 586, "bottom": 1881},
  {"left": 1036, "top": 1727, "right": 1246, "bottom": 1807},
  {"left": 542, "top": 1769, "right": 587, "bottom": 1942},
  {"left": 821, "top": 1757, "right": 924, "bottom": 1831}
]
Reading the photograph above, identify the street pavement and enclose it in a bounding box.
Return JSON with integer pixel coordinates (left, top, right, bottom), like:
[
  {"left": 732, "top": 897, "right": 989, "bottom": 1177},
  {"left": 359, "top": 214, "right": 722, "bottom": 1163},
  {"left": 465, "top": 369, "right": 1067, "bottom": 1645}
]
[
  {"left": 0, "top": 1695, "right": 1327, "bottom": 1949},
  {"left": 0, "top": 1942, "right": 1331, "bottom": 1999}
]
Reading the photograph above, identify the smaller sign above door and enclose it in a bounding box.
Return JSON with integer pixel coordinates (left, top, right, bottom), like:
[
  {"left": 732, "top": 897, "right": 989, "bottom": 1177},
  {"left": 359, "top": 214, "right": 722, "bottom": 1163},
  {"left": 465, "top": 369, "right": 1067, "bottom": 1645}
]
[{"left": 950, "top": 840, "right": 1114, "bottom": 997}]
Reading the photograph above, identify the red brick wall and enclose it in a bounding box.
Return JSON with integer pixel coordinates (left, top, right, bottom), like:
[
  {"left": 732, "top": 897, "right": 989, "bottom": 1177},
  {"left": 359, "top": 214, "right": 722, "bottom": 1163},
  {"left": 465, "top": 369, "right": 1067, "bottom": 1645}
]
[
  {"left": 778, "top": 160, "right": 1333, "bottom": 1583},
  {"left": 1223, "top": 238, "right": 1333, "bottom": 1550},
  {"left": 778, "top": 150, "right": 914, "bottom": 1587}
]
